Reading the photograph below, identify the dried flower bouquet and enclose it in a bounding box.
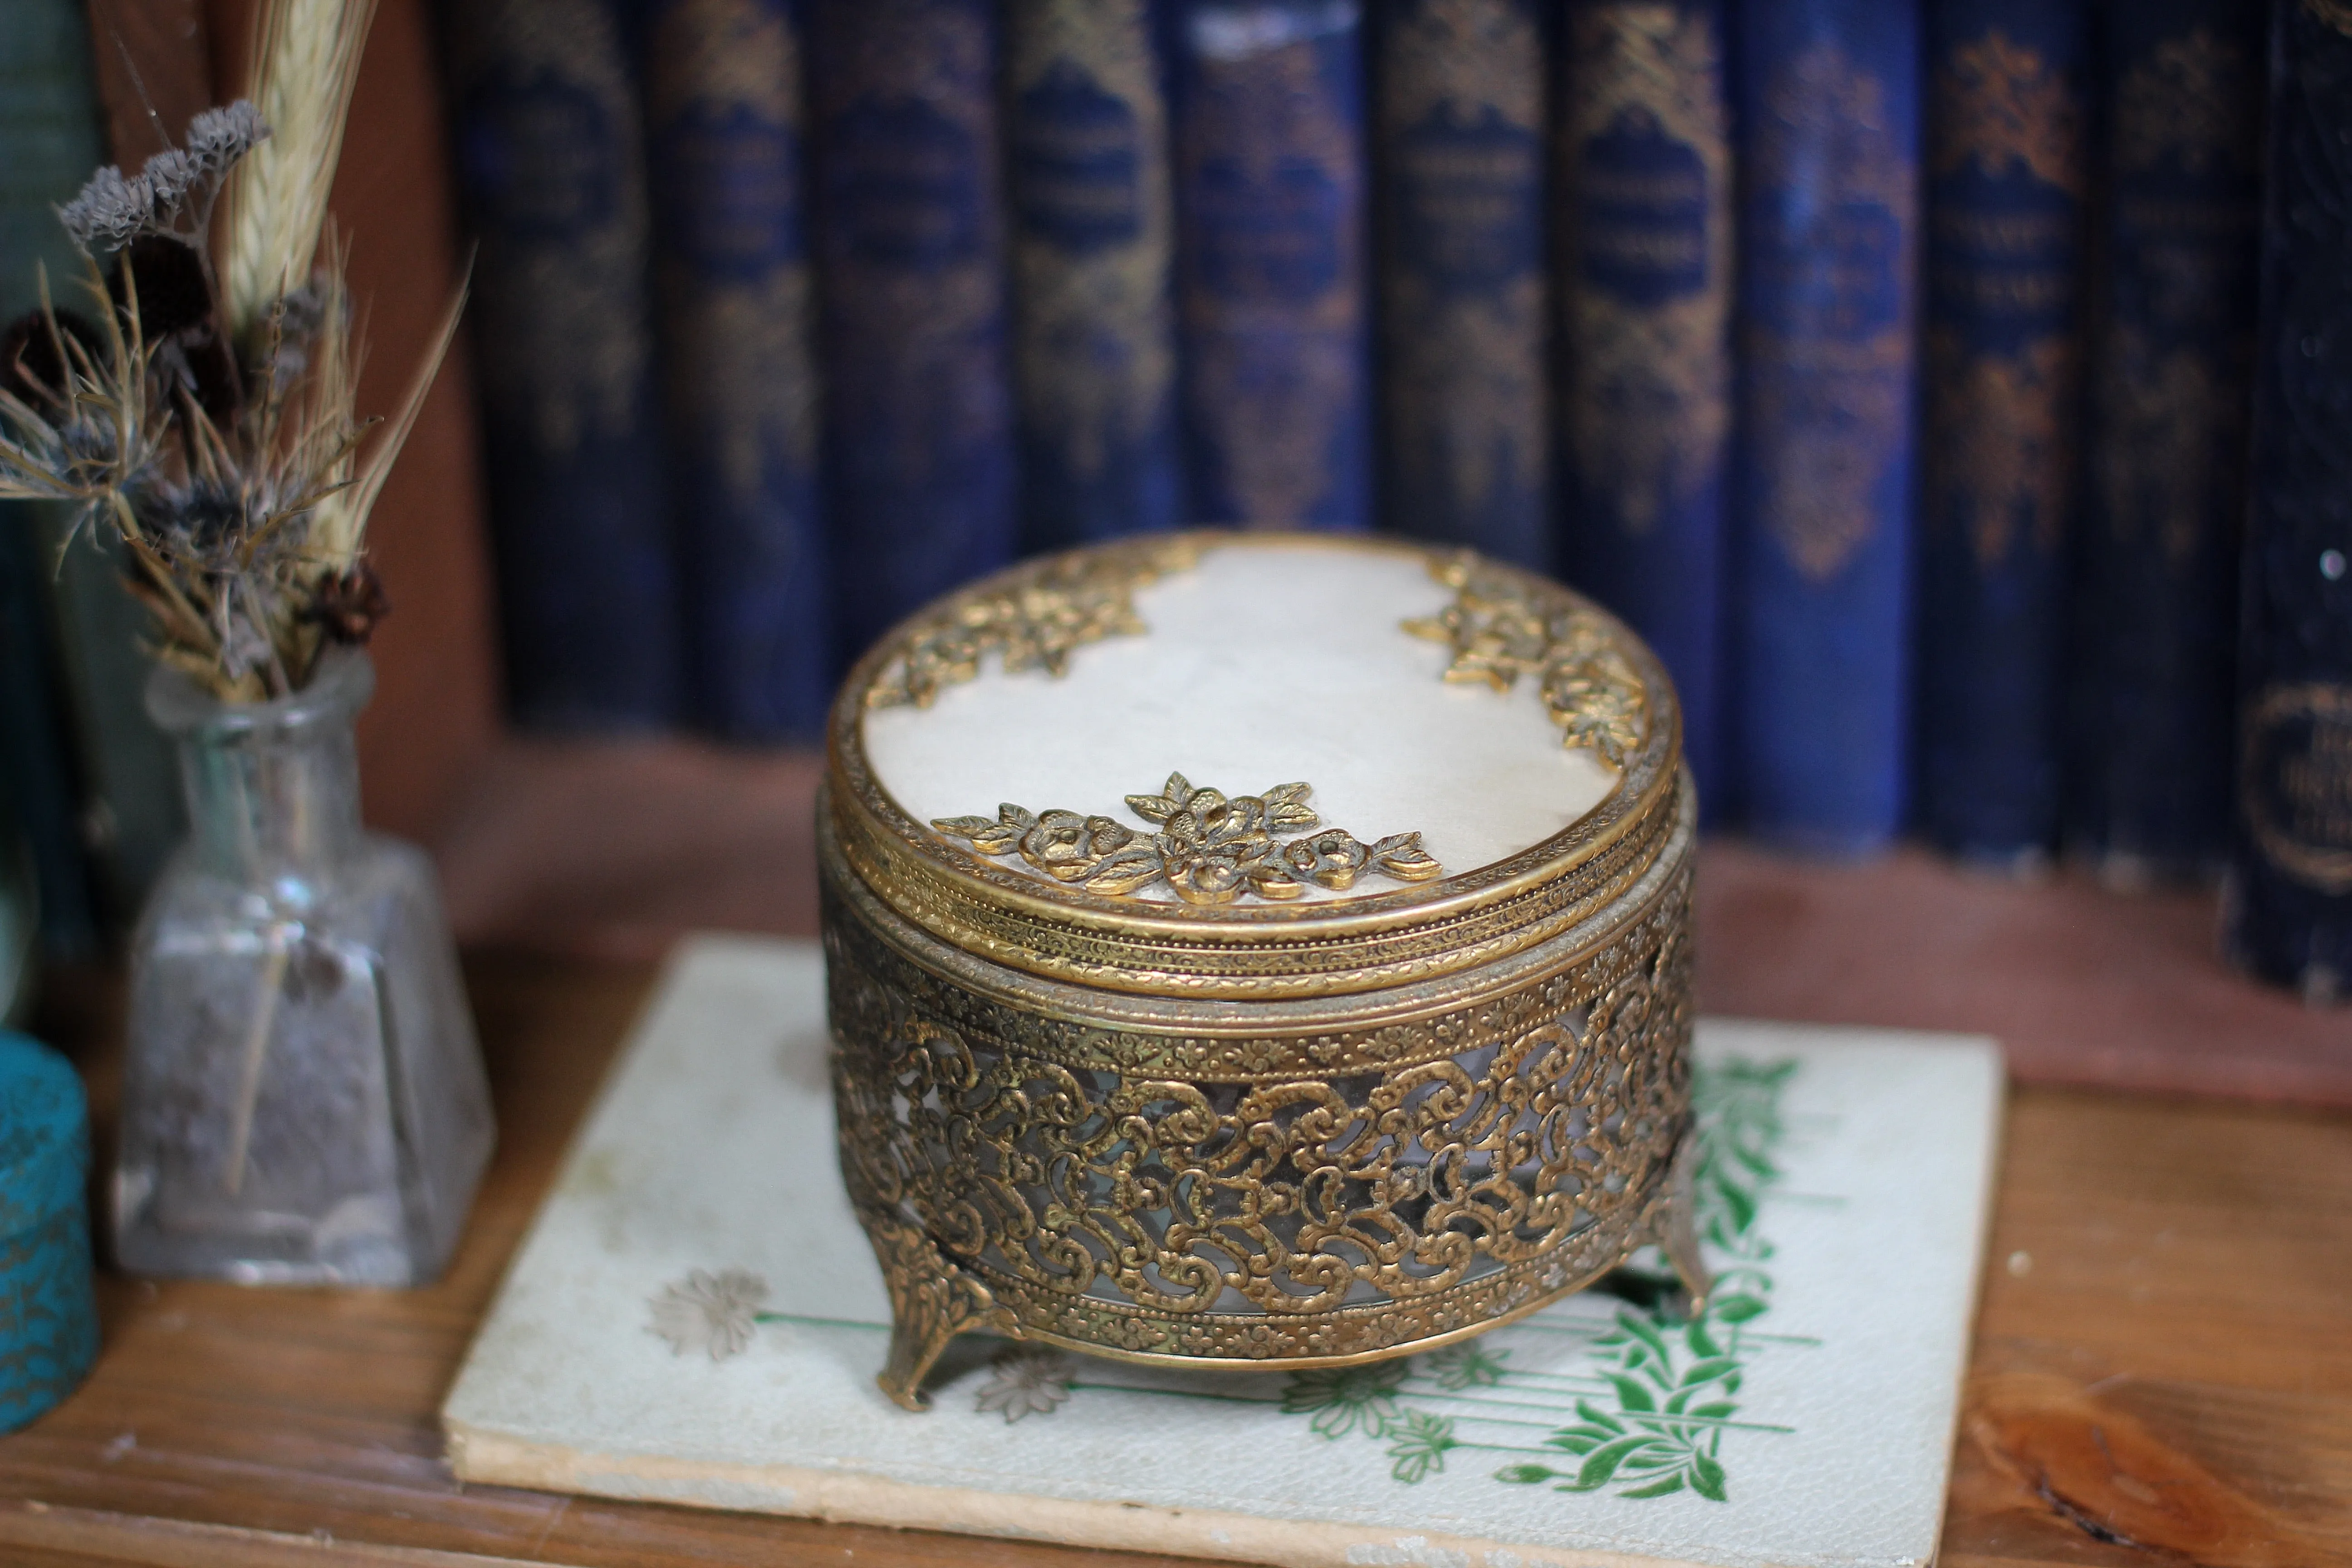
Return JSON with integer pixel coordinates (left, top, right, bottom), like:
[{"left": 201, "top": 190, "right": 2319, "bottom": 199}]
[{"left": 0, "top": 0, "right": 461, "bottom": 703}]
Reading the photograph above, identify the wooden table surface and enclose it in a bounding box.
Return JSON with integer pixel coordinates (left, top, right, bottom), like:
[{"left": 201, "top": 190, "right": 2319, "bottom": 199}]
[{"left": 3, "top": 953, "right": 2348, "bottom": 1568}]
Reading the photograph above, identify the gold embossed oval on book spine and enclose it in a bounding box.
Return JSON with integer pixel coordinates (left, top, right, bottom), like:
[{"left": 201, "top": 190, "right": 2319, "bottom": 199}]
[{"left": 826, "top": 533, "right": 1686, "bottom": 1000}]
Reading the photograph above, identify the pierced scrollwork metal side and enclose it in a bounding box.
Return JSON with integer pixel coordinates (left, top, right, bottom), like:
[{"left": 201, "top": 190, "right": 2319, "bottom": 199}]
[{"left": 827, "top": 800, "right": 1707, "bottom": 1409}]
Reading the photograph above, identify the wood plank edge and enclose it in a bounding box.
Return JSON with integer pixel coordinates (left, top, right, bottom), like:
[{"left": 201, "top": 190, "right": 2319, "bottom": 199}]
[
  {"left": 443, "top": 1421, "right": 1698, "bottom": 1568},
  {"left": 0, "top": 1500, "right": 546, "bottom": 1568}
]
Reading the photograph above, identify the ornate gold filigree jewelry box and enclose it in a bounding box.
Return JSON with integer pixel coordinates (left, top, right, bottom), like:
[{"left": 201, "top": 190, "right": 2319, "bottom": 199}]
[{"left": 821, "top": 533, "right": 1708, "bottom": 1410}]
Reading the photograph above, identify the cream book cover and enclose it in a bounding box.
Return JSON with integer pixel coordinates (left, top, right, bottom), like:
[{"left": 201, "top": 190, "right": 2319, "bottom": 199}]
[{"left": 443, "top": 936, "right": 2003, "bottom": 1568}]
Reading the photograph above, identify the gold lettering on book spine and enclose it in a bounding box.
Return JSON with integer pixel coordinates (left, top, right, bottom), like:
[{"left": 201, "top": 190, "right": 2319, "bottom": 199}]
[
  {"left": 1381, "top": 0, "right": 1547, "bottom": 525},
  {"left": 2095, "top": 327, "right": 2242, "bottom": 568},
  {"left": 1182, "top": 32, "right": 1362, "bottom": 526},
  {"left": 817, "top": 0, "right": 1003, "bottom": 490},
  {"left": 1007, "top": 0, "right": 1176, "bottom": 485},
  {"left": 2304, "top": 0, "right": 2352, "bottom": 41},
  {"left": 650, "top": 0, "right": 818, "bottom": 501},
  {"left": 452, "top": 0, "right": 657, "bottom": 455},
  {"left": 2244, "top": 686, "right": 2352, "bottom": 893},
  {"left": 1559, "top": 5, "right": 1730, "bottom": 539},
  {"left": 2117, "top": 27, "right": 2258, "bottom": 177},
  {"left": 1928, "top": 329, "right": 2078, "bottom": 567},
  {"left": 1747, "top": 45, "right": 1916, "bottom": 582},
  {"left": 1932, "top": 30, "right": 2082, "bottom": 193}
]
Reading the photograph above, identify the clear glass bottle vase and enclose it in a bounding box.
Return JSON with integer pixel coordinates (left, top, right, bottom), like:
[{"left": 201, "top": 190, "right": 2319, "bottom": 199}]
[{"left": 113, "top": 649, "right": 493, "bottom": 1285}]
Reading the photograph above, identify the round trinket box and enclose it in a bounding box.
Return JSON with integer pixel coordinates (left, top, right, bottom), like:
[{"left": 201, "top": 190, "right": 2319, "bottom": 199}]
[{"left": 822, "top": 534, "right": 1706, "bottom": 1409}]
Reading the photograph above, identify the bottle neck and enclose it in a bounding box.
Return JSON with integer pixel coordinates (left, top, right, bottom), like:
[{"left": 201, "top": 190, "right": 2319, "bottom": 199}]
[
  {"left": 176, "top": 717, "right": 364, "bottom": 875},
  {"left": 149, "top": 650, "right": 374, "bottom": 879}
]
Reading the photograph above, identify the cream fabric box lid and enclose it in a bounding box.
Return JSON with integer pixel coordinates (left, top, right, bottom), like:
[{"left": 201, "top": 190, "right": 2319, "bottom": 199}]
[{"left": 443, "top": 935, "right": 2005, "bottom": 1568}]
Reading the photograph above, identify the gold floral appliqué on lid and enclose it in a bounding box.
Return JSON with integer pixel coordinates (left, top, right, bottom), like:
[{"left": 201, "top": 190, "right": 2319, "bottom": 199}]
[
  {"left": 933, "top": 773, "right": 1442, "bottom": 905},
  {"left": 866, "top": 536, "right": 1202, "bottom": 710},
  {"left": 1403, "top": 555, "right": 1650, "bottom": 766}
]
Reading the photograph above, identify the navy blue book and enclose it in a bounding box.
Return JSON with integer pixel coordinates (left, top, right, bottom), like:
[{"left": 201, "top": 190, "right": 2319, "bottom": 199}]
[
  {"left": 1373, "top": 0, "right": 1547, "bottom": 568},
  {"left": 2224, "top": 0, "right": 2352, "bottom": 1003},
  {"left": 1730, "top": 0, "right": 1921, "bottom": 854},
  {"left": 1004, "top": 0, "right": 1184, "bottom": 549},
  {"left": 644, "top": 0, "right": 829, "bottom": 742},
  {"left": 810, "top": 0, "right": 1019, "bottom": 662},
  {"left": 1554, "top": 0, "right": 1733, "bottom": 805},
  {"left": 442, "top": 0, "right": 680, "bottom": 730},
  {"left": 1916, "top": 0, "right": 2092, "bottom": 870},
  {"left": 2069, "top": 0, "right": 2265, "bottom": 884},
  {"left": 1172, "top": 0, "right": 1371, "bottom": 529}
]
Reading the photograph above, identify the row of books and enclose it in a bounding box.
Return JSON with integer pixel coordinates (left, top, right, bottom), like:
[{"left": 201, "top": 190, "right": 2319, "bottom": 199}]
[
  {"left": 440, "top": 0, "right": 2348, "bottom": 993},
  {"left": 2, "top": 0, "right": 2339, "bottom": 1001}
]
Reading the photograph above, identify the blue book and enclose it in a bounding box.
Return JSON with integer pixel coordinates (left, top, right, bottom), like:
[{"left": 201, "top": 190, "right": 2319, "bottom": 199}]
[
  {"left": 1916, "top": 0, "right": 2092, "bottom": 870},
  {"left": 1004, "top": 0, "right": 1185, "bottom": 549},
  {"left": 2224, "top": 0, "right": 2352, "bottom": 1003},
  {"left": 1172, "top": 0, "right": 1371, "bottom": 530},
  {"left": 1554, "top": 0, "right": 1733, "bottom": 804},
  {"left": 810, "top": 0, "right": 1019, "bottom": 662},
  {"left": 1730, "top": 0, "right": 1921, "bottom": 854},
  {"left": 1373, "top": 0, "right": 1548, "bottom": 568},
  {"left": 2069, "top": 0, "right": 2265, "bottom": 885},
  {"left": 442, "top": 0, "right": 681, "bottom": 731},
  {"left": 644, "top": 0, "right": 829, "bottom": 742}
]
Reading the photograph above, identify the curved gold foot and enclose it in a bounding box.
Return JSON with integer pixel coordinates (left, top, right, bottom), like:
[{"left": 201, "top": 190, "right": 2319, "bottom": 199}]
[
  {"left": 861, "top": 1208, "right": 999, "bottom": 1411},
  {"left": 1657, "top": 1129, "right": 1713, "bottom": 1318}
]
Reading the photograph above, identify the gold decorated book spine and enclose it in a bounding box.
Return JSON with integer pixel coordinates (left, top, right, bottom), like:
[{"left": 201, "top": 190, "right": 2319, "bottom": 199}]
[
  {"left": 1004, "top": 0, "right": 1184, "bottom": 549},
  {"left": 1372, "top": 0, "right": 1549, "bottom": 569},
  {"left": 1554, "top": 0, "right": 1731, "bottom": 803}
]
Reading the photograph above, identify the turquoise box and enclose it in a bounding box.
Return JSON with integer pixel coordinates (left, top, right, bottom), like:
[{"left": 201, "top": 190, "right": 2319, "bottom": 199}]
[{"left": 0, "top": 1029, "right": 98, "bottom": 1430}]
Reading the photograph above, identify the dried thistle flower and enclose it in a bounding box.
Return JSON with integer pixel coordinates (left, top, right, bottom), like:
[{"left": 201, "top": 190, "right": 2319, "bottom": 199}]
[
  {"left": 57, "top": 166, "right": 154, "bottom": 254},
  {"left": 184, "top": 103, "right": 270, "bottom": 179},
  {"left": 0, "top": 4, "right": 461, "bottom": 704}
]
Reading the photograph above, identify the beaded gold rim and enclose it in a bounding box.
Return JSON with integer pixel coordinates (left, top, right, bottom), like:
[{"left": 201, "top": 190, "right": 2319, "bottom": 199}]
[{"left": 828, "top": 532, "right": 1686, "bottom": 1000}]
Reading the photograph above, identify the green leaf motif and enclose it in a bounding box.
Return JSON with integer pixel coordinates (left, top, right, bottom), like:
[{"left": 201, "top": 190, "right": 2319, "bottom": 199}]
[
  {"left": 1569, "top": 1435, "right": 1662, "bottom": 1490},
  {"left": 1606, "top": 1373, "right": 1658, "bottom": 1413},
  {"left": 1423, "top": 1343, "right": 1508, "bottom": 1390},
  {"left": 1679, "top": 1356, "right": 1741, "bottom": 1389},
  {"left": 1281, "top": 1362, "right": 1407, "bottom": 1441},
  {"left": 1496, "top": 1464, "right": 1559, "bottom": 1485},
  {"left": 1620, "top": 1473, "right": 1687, "bottom": 1499},
  {"left": 1386, "top": 1411, "right": 1459, "bottom": 1483},
  {"left": 1531, "top": 1055, "right": 1802, "bottom": 1504}
]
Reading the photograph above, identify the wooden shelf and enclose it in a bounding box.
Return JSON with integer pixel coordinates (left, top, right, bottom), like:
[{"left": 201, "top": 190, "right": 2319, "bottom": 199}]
[{"left": 5, "top": 953, "right": 2348, "bottom": 1567}]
